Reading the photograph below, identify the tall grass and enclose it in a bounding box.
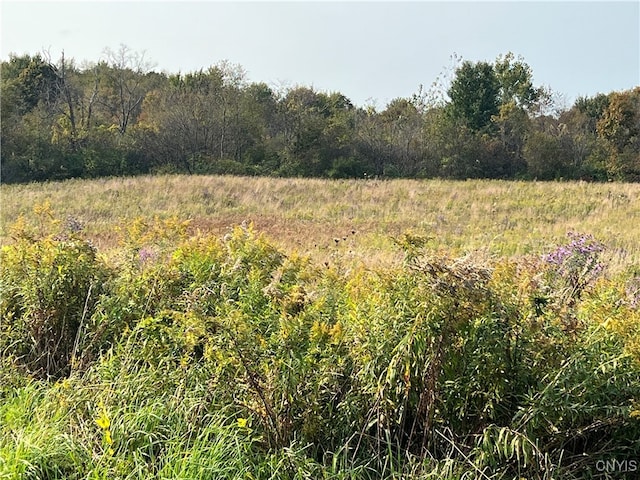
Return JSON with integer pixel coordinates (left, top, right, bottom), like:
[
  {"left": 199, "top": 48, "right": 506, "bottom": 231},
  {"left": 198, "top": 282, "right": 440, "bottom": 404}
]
[{"left": 2, "top": 175, "right": 639, "bottom": 269}]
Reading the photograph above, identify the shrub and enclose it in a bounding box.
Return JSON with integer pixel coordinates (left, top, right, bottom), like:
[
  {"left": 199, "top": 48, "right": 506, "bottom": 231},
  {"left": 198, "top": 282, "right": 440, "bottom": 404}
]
[
  {"left": 345, "top": 250, "right": 533, "bottom": 458},
  {"left": 0, "top": 205, "right": 110, "bottom": 379},
  {"left": 166, "top": 226, "right": 356, "bottom": 452}
]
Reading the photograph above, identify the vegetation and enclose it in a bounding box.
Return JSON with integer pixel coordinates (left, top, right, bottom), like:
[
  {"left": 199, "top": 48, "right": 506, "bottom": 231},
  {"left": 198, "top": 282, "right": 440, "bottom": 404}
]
[
  {"left": 1, "top": 176, "right": 640, "bottom": 478},
  {"left": 2, "top": 175, "right": 640, "bottom": 269},
  {"left": 2, "top": 48, "right": 639, "bottom": 184}
]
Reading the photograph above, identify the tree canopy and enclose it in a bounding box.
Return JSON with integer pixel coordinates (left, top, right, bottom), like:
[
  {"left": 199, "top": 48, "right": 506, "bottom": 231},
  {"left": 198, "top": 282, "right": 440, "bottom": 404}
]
[{"left": 1, "top": 49, "right": 638, "bottom": 183}]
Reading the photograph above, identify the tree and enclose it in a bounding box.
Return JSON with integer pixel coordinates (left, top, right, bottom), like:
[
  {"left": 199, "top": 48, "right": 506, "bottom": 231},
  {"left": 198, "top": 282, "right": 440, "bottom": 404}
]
[
  {"left": 49, "top": 51, "right": 94, "bottom": 153},
  {"left": 0, "top": 54, "right": 69, "bottom": 182},
  {"left": 558, "top": 94, "right": 612, "bottom": 180},
  {"left": 491, "top": 101, "right": 529, "bottom": 174},
  {"left": 278, "top": 86, "right": 343, "bottom": 176},
  {"left": 136, "top": 63, "right": 253, "bottom": 174},
  {"left": 137, "top": 68, "right": 223, "bottom": 173},
  {"left": 596, "top": 88, "right": 640, "bottom": 180},
  {"left": 574, "top": 93, "right": 610, "bottom": 133},
  {"left": 1, "top": 54, "right": 58, "bottom": 113},
  {"left": 240, "top": 82, "right": 281, "bottom": 171},
  {"left": 378, "top": 97, "right": 424, "bottom": 176},
  {"left": 1, "top": 48, "right": 637, "bottom": 183},
  {"left": 447, "top": 61, "right": 500, "bottom": 133},
  {"left": 494, "top": 52, "right": 543, "bottom": 111},
  {"left": 353, "top": 104, "right": 387, "bottom": 176},
  {"left": 100, "top": 45, "right": 153, "bottom": 135}
]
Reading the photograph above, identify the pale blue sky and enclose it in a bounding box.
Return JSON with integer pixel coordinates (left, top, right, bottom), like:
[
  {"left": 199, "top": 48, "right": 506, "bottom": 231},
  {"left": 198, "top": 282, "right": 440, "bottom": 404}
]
[{"left": 1, "top": 1, "right": 638, "bottom": 108}]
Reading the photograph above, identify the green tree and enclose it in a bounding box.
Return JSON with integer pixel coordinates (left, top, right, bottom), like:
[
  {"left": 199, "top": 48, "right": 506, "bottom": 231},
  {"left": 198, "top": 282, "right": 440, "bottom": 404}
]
[
  {"left": 0, "top": 54, "right": 69, "bottom": 182},
  {"left": 136, "top": 63, "right": 253, "bottom": 174},
  {"left": 447, "top": 60, "right": 500, "bottom": 133},
  {"left": 494, "top": 52, "right": 543, "bottom": 110},
  {"left": 239, "top": 82, "right": 281, "bottom": 172},
  {"left": 1, "top": 54, "right": 58, "bottom": 113},
  {"left": 493, "top": 53, "right": 546, "bottom": 173},
  {"left": 596, "top": 88, "right": 640, "bottom": 180},
  {"left": 352, "top": 103, "right": 387, "bottom": 176},
  {"left": 575, "top": 93, "right": 610, "bottom": 133},
  {"left": 491, "top": 101, "right": 530, "bottom": 176},
  {"left": 137, "top": 68, "right": 223, "bottom": 173},
  {"left": 49, "top": 52, "right": 89, "bottom": 153},
  {"left": 276, "top": 87, "right": 357, "bottom": 177},
  {"left": 559, "top": 94, "right": 612, "bottom": 180}
]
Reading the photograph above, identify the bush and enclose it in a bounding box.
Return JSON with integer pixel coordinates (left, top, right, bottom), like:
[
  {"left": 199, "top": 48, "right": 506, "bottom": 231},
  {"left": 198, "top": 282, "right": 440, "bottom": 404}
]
[
  {"left": 164, "top": 226, "right": 355, "bottom": 452},
  {"left": 0, "top": 206, "right": 111, "bottom": 379},
  {"left": 328, "top": 156, "right": 367, "bottom": 179}
]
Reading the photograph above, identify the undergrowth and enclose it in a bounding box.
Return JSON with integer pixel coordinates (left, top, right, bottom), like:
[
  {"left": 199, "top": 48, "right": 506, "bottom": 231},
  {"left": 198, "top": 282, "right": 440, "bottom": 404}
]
[{"left": 1, "top": 206, "right": 639, "bottom": 479}]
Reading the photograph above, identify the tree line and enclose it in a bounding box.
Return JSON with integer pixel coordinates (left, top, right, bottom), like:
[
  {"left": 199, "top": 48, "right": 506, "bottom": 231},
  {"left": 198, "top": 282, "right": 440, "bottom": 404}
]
[{"left": 2, "top": 46, "right": 639, "bottom": 183}]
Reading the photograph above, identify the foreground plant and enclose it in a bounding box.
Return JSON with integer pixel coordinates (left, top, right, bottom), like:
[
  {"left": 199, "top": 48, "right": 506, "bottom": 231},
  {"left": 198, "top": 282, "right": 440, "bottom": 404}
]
[
  {"left": 544, "top": 232, "right": 606, "bottom": 306},
  {"left": 0, "top": 202, "right": 110, "bottom": 379},
  {"left": 1, "top": 215, "right": 639, "bottom": 479}
]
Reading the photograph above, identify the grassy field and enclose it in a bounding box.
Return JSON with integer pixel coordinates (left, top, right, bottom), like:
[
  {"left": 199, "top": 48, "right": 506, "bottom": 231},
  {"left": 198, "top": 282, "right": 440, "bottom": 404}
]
[
  {"left": 2, "top": 174, "right": 640, "bottom": 268},
  {"left": 1, "top": 175, "right": 640, "bottom": 479}
]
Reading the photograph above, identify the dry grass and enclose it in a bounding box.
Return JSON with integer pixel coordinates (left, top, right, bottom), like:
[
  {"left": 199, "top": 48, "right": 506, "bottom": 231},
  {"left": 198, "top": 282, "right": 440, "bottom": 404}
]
[{"left": 2, "top": 174, "right": 639, "bottom": 269}]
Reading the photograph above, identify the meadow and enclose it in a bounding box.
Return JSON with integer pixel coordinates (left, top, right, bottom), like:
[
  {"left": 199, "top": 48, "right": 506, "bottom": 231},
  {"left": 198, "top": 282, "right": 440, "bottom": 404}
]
[
  {"left": 2, "top": 175, "right": 640, "bottom": 266},
  {"left": 1, "top": 175, "right": 639, "bottom": 479}
]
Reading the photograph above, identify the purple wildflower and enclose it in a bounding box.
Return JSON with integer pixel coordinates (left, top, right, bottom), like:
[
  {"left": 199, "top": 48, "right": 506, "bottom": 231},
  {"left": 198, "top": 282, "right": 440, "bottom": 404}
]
[
  {"left": 543, "top": 232, "right": 606, "bottom": 305},
  {"left": 138, "top": 247, "right": 156, "bottom": 265},
  {"left": 545, "top": 245, "right": 572, "bottom": 266},
  {"left": 545, "top": 233, "right": 605, "bottom": 268}
]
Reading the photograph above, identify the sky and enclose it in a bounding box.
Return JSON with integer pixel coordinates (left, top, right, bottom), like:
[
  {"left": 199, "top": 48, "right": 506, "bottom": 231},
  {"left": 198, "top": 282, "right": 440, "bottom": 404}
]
[{"left": 1, "top": 1, "right": 639, "bottom": 109}]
